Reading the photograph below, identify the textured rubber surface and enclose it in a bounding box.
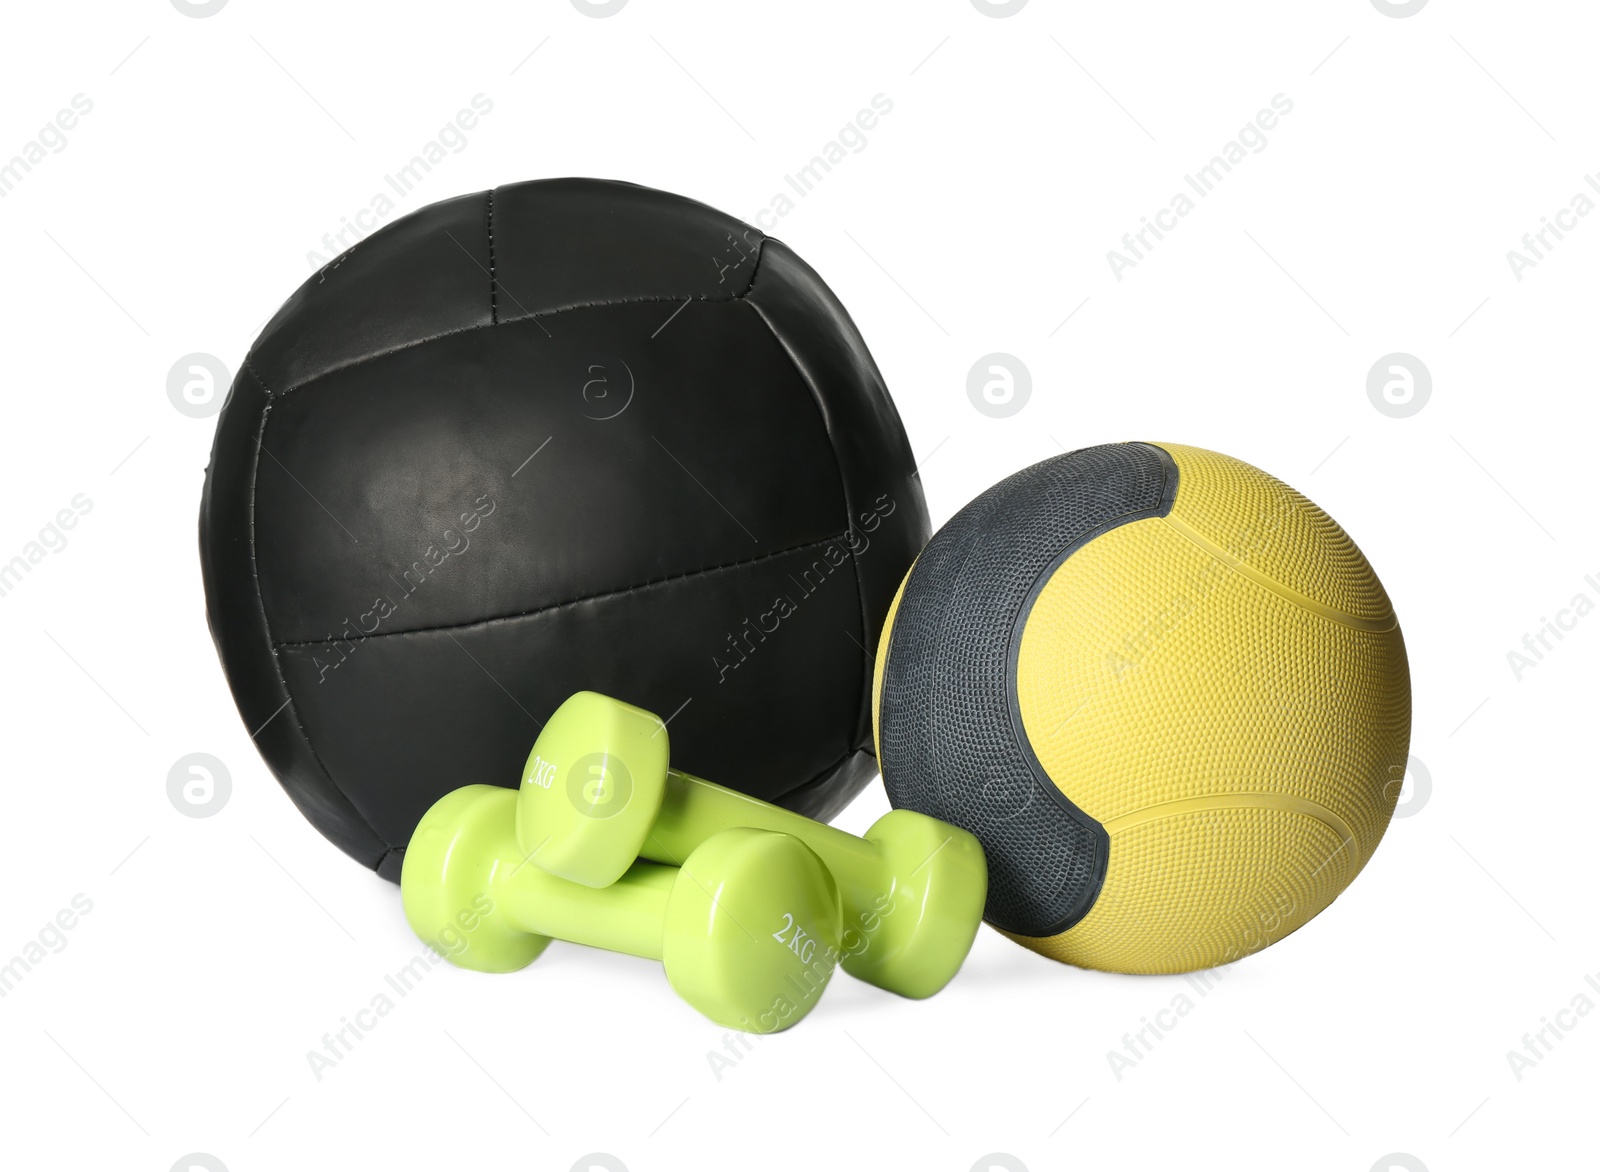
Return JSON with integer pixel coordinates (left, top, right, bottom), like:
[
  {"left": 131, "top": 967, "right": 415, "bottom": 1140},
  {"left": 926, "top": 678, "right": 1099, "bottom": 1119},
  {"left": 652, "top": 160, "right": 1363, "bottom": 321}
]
[
  {"left": 875, "top": 443, "right": 1177, "bottom": 936},
  {"left": 1009, "top": 443, "right": 1409, "bottom": 971},
  {"left": 1017, "top": 804, "right": 1352, "bottom": 973},
  {"left": 875, "top": 441, "right": 1411, "bottom": 973}
]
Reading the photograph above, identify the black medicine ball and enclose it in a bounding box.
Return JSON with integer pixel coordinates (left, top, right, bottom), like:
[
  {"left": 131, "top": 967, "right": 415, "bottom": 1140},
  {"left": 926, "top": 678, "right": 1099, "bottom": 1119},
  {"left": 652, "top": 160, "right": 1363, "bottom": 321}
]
[{"left": 199, "top": 178, "right": 929, "bottom": 880}]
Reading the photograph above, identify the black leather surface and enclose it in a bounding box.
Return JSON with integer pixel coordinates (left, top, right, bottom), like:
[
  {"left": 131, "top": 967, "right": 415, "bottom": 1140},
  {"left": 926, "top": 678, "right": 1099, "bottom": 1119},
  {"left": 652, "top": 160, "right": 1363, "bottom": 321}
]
[
  {"left": 249, "top": 191, "right": 494, "bottom": 395},
  {"left": 744, "top": 241, "right": 933, "bottom": 746},
  {"left": 199, "top": 178, "right": 929, "bottom": 876},
  {"left": 492, "top": 179, "right": 767, "bottom": 319}
]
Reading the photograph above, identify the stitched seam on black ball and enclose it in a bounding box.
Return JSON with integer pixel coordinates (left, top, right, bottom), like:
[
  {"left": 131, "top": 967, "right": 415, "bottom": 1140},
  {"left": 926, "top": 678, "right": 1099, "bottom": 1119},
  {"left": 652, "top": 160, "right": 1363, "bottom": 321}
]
[
  {"left": 270, "top": 293, "right": 761, "bottom": 400},
  {"left": 485, "top": 189, "right": 498, "bottom": 326},
  {"left": 270, "top": 530, "right": 853, "bottom": 647},
  {"left": 1003, "top": 442, "right": 1179, "bottom": 937},
  {"left": 242, "top": 359, "right": 386, "bottom": 868},
  {"left": 735, "top": 235, "right": 768, "bottom": 299},
  {"left": 739, "top": 280, "right": 873, "bottom": 753}
]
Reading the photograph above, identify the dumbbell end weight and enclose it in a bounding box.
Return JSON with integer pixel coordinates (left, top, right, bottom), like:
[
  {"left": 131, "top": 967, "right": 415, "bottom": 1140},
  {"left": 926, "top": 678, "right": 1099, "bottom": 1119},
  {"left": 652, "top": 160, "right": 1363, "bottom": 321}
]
[
  {"left": 656, "top": 783, "right": 988, "bottom": 999},
  {"left": 403, "top": 785, "right": 678, "bottom": 972},
  {"left": 845, "top": 810, "right": 988, "bottom": 999},
  {"left": 663, "top": 827, "right": 845, "bottom": 1033},
  {"left": 516, "top": 691, "right": 669, "bottom": 887},
  {"left": 402, "top": 785, "right": 553, "bottom": 973}
]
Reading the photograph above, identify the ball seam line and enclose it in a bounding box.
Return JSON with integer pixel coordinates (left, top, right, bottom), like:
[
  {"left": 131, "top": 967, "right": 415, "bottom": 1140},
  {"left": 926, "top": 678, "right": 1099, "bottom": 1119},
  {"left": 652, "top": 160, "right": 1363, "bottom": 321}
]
[
  {"left": 1100, "top": 791, "right": 1361, "bottom": 887},
  {"left": 485, "top": 188, "right": 498, "bottom": 327},
  {"left": 241, "top": 358, "right": 386, "bottom": 867},
  {"left": 265, "top": 294, "right": 763, "bottom": 401},
  {"left": 1159, "top": 513, "right": 1397, "bottom": 632},
  {"left": 268, "top": 530, "right": 856, "bottom": 647},
  {"left": 739, "top": 281, "right": 873, "bottom": 749}
]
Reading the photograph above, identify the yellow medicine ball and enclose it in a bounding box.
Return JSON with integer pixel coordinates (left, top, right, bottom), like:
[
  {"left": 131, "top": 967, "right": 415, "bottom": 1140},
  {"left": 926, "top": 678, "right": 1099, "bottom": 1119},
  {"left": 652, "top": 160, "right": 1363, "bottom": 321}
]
[{"left": 872, "top": 442, "right": 1410, "bottom": 974}]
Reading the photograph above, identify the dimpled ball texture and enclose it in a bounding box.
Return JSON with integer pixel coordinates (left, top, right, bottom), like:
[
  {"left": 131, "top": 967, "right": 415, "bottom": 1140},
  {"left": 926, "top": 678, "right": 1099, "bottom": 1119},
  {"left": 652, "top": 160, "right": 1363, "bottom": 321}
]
[
  {"left": 873, "top": 441, "right": 1410, "bottom": 974},
  {"left": 200, "top": 178, "right": 929, "bottom": 880}
]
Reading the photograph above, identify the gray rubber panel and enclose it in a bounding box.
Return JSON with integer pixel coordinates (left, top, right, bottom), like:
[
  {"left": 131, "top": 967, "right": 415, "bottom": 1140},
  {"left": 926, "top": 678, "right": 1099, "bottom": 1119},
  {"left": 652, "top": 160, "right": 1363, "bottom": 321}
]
[{"left": 878, "top": 442, "right": 1177, "bottom": 936}]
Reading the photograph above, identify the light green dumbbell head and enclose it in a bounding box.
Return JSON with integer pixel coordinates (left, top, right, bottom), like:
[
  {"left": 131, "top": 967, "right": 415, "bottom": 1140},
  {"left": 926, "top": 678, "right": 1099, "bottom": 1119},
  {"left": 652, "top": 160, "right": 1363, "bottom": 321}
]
[
  {"left": 516, "top": 691, "right": 668, "bottom": 886},
  {"left": 848, "top": 810, "right": 989, "bottom": 999},
  {"left": 402, "top": 785, "right": 550, "bottom": 973},
  {"left": 665, "top": 828, "right": 844, "bottom": 1032}
]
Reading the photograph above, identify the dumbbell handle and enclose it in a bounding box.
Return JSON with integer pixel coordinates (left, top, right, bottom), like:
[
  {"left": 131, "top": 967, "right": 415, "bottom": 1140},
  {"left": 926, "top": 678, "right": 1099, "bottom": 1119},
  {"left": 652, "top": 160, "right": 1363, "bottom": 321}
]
[
  {"left": 644, "top": 769, "right": 888, "bottom": 914},
  {"left": 492, "top": 853, "right": 676, "bottom": 961}
]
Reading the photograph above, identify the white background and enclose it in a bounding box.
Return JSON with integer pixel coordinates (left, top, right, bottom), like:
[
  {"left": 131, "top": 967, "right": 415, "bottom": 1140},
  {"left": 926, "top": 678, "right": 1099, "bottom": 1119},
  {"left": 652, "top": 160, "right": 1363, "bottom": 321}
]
[{"left": 0, "top": 1, "right": 1594, "bottom": 1170}]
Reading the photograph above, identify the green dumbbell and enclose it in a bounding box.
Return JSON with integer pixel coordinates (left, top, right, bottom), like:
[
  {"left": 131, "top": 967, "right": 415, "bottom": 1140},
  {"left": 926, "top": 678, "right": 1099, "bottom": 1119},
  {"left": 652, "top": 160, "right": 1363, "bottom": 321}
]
[
  {"left": 402, "top": 785, "right": 844, "bottom": 1033},
  {"left": 515, "top": 692, "right": 988, "bottom": 1000}
]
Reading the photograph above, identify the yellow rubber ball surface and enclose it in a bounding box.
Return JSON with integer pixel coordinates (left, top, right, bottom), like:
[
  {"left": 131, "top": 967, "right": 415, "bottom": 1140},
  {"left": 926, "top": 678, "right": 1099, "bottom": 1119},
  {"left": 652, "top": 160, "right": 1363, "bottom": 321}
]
[{"left": 1004, "top": 443, "right": 1409, "bottom": 972}]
